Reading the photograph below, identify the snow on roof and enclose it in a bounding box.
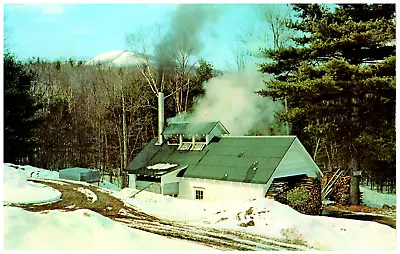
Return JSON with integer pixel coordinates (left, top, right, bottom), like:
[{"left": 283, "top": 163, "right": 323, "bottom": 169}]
[{"left": 147, "top": 163, "right": 177, "bottom": 170}]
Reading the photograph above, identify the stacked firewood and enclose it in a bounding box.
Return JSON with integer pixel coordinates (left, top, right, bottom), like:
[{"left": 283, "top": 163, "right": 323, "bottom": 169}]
[
  {"left": 266, "top": 177, "right": 322, "bottom": 215},
  {"left": 290, "top": 177, "right": 322, "bottom": 215},
  {"left": 294, "top": 177, "right": 316, "bottom": 190},
  {"left": 322, "top": 171, "right": 350, "bottom": 204},
  {"left": 265, "top": 181, "right": 289, "bottom": 201}
]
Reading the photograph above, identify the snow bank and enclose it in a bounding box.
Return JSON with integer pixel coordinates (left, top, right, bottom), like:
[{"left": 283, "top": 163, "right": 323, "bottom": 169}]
[
  {"left": 118, "top": 188, "right": 396, "bottom": 251},
  {"left": 3, "top": 164, "right": 61, "bottom": 205},
  {"left": 4, "top": 163, "right": 121, "bottom": 191},
  {"left": 3, "top": 207, "right": 212, "bottom": 251},
  {"left": 361, "top": 186, "right": 396, "bottom": 208},
  {"left": 100, "top": 180, "right": 121, "bottom": 191},
  {"left": 208, "top": 198, "right": 396, "bottom": 251},
  {"left": 4, "top": 163, "right": 59, "bottom": 179},
  {"left": 115, "top": 187, "right": 228, "bottom": 221}
]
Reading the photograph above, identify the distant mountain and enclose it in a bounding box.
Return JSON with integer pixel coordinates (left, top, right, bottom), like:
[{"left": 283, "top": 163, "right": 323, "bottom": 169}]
[
  {"left": 86, "top": 50, "right": 211, "bottom": 74},
  {"left": 85, "top": 50, "right": 150, "bottom": 67}
]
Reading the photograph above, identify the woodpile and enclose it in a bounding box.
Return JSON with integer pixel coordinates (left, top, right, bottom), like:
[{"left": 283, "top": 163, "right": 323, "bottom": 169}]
[
  {"left": 265, "top": 181, "right": 289, "bottom": 201},
  {"left": 266, "top": 176, "right": 322, "bottom": 215},
  {"left": 294, "top": 177, "right": 317, "bottom": 190},
  {"left": 322, "top": 170, "right": 350, "bottom": 205},
  {"left": 291, "top": 177, "right": 321, "bottom": 215}
]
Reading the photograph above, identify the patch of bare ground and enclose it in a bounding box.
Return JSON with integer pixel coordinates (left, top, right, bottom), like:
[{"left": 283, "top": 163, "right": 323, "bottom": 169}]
[
  {"left": 16, "top": 180, "right": 125, "bottom": 217},
  {"left": 323, "top": 204, "right": 396, "bottom": 229}
]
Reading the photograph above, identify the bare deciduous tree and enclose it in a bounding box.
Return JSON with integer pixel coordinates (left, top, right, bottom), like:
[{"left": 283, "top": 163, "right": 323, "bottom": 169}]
[
  {"left": 259, "top": 4, "right": 295, "bottom": 50},
  {"left": 231, "top": 4, "right": 295, "bottom": 70}
]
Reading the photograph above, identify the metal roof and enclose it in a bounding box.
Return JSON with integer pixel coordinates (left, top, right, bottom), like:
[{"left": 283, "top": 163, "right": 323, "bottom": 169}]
[
  {"left": 59, "top": 167, "right": 97, "bottom": 173},
  {"left": 133, "top": 164, "right": 189, "bottom": 178},
  {"left": 59, "top": 167, "right": 100, "bottom": 182},
  {"left": 162, "top": 121, "right": 229, "bottom": 135},
  {"left": 126, "top": 136, "right": 299, "bottom": 184}
]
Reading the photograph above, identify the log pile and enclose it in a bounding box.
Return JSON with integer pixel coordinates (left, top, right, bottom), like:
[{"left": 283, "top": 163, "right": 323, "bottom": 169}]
[
  {"left": 290, "top": 177, "right": 322, "bottom": 215},
  {"left": 322, "top": 170, "right": 350, "bottom": 205},
  {"left": 294, "top": 177, "right": 317, "bottom": 190},
  {"left": 265, "top": 181, "right": 289, "bottom": 201},
  {"left": 266, "top": 177, "right": 322, "bottom": 215}
]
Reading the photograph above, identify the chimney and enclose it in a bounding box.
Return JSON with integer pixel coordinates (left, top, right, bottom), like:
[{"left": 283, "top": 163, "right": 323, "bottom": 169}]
[{"left": 157, "top": 92, "right": 164, "bottom": 145}]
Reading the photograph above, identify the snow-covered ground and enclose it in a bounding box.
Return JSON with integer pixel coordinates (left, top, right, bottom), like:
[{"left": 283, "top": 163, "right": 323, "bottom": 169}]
[
  {"left": 360, "top": 186, "right": 396, "bottom": 208},
  {"left": 4, "top": 207, "right": 212, "bottom": 251},
  {"left": 3, "top": 163, "right": 397, "bottom": 251},
  {"left": 2, "top": 163, "right": 211, "bottom": 250},
  {"left": 3, "top": 163, "right": 61, "bottom": 205},
  {"left": 115, "top": 188, "right": 396, "bottom": 251}
]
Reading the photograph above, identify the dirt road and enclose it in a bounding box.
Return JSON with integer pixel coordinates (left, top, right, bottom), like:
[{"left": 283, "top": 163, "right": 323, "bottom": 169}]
[{"left": 15, "top": 178, "right": 313, "bottom": 251}]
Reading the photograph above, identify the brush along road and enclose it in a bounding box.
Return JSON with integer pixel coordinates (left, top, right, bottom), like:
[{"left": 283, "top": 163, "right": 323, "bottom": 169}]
[{"left": 13, "top": 178, "right": 313, "bottom": 251}]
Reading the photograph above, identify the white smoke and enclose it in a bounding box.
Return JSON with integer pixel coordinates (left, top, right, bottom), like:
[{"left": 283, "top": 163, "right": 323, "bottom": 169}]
[{"left": 169, "top": 70, "right": 285, "bottom": 136}]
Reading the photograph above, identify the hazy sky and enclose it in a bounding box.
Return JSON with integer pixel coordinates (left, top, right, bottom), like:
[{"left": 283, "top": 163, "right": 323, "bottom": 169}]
[{"left": 4, "top": 2, "right": 293, "bottom": 70}]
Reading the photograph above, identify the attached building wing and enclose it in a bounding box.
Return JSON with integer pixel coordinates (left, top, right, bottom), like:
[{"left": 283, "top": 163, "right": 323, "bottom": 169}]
[{"left": 162, "top": 121, "right": 229, "bottom": 136}]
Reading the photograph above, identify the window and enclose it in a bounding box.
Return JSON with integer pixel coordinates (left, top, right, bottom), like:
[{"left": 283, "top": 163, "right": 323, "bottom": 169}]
[
  {"left": 191, "top": 142, "right": 206, "bottom": 151},
  {"left": 178, "top": 142, "right": 192, "bottom": 151},
  {"left": 166, "top": 135, "right": 179, "bottom": 145},
  {"left": 195, "top": 189, "right": 204, "bottom": 200}
]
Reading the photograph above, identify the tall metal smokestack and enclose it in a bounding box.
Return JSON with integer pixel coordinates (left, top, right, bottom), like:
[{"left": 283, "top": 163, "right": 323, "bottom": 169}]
[{"left": 157, "top": 92, "right": 165, "bottom": 145}]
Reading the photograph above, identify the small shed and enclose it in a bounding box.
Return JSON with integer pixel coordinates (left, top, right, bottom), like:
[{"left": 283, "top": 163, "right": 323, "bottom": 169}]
[
  {"left": 59, "top": 167, "right": 100, "bottom": 184},
  {"left": 129, "top": 163, "right": 188, "bottom": 197}
]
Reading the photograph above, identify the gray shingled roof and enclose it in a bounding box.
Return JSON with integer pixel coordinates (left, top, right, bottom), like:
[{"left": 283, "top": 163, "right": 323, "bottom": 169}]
[
  {"left": 162, "top": 121, "right": 229, "bottom": 135},
  {"left": 126, "top": 136, "right": 299, "bottom": 184}
]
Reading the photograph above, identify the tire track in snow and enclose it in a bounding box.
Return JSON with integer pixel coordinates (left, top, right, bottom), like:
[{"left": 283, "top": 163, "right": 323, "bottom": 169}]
[
  {"left": 20, "top": 179, "right": 314, "bottom": 251},
  {"left": 75, "top": 187, "right": 98, "bottom": 203}
]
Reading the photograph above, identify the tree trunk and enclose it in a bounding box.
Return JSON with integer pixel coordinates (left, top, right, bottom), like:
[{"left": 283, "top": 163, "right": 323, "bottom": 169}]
[
  {"left": 122, "top": 89, "right": 127, "bottom": 174},
  {"left": 104, "top": 132, "right": 109, "bottom": 171},
  {"left": 349, "top": 156, "right": 360, "bottom": 205}
]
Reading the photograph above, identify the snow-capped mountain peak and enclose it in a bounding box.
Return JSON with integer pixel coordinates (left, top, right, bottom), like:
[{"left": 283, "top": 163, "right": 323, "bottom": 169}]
[{"left": 85, "top": 50, "right": 148, "bottom": 67}]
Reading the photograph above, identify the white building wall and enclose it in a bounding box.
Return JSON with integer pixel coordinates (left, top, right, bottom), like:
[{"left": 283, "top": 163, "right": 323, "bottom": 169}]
[
  {"left": 178, "top": 177, "right": 267, "bottom": 201},
  {"left": 128, "top": 174, "right": 136, "bottom": 188},
  {"left": 161, "top": 168, "right": 183, "bottom": 185}
]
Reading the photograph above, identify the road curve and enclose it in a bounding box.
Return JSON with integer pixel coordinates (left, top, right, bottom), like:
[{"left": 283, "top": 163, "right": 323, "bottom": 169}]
[{"left": 14, "top": 178, "right": 314, "bottom": 251}]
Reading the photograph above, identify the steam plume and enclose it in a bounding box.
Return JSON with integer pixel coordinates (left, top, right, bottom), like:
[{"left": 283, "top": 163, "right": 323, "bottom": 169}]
[
  {"left": 155, "top": 4, "right": 220, "bottom": 79},
  {"left": 169, "top": 70, "right": 285, "bottom": 136}
]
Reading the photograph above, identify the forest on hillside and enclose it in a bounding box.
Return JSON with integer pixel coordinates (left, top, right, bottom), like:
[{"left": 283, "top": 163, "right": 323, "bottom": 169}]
[
  {"left": 4, "top": 4, "right": 396, "bottom": 203},
  {"left": 4, "top": 54, "right": 216, "bottom": 173}
]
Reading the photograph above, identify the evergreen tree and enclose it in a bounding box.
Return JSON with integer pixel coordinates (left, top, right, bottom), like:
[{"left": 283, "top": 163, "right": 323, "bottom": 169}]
[
  {"left": 4, "top": 53, "right": 41, "bottom": 163},
  {"left": 259, "top": 4, "right": 395, "bottom": 204}
]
